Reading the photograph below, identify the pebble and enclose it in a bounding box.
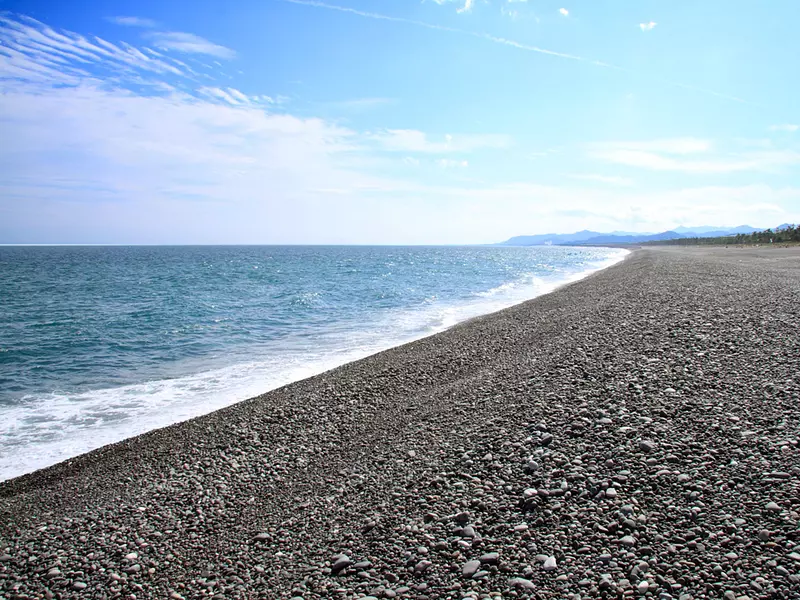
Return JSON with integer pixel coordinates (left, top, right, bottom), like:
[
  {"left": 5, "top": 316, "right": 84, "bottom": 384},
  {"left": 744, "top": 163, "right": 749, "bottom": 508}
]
[
  {"left": 331, "top": 555, "right": 351, "bottom": 573},
  {"left": 639, "top": 440, "right": 655, "bottom": 453},
  {"left": 509, "top": 577, "right": 536, "bottom": 590},
  {"left": 462, "top": 560, "right": 481, "bottom": 577},
  {"left": 543, "top": 556, "right": 557, "bottom": 571}
]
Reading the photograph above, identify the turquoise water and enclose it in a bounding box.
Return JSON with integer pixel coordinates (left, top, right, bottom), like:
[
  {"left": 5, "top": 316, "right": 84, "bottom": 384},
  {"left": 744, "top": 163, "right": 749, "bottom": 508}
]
[{"left": 0, "top": 245, "right": 626, "bottom": 480}]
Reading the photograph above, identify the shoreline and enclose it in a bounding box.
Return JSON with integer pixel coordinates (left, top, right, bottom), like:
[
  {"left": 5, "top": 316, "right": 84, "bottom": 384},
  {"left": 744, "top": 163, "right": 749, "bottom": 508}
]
[
  {"left": 1, "top": 246, "right": 798, "bottom": 599},
  {"left": 0, "top": 247, "right": 628, "bottom": 483}
]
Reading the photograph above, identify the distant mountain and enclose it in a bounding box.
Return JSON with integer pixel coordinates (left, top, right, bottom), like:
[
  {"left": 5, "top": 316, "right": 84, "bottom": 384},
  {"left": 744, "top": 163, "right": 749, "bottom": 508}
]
[
  {"left": 498, "top": 225, "right": 773, "bottom": 246},
  {"left": 571, "top": 231, "right": 682, "bottom": 244},
  {"left": 501, "top": 229, "right": 644, "bottom": 246},
  {"left": 673, "top": 225, "right": 758, "bottom": 235}
]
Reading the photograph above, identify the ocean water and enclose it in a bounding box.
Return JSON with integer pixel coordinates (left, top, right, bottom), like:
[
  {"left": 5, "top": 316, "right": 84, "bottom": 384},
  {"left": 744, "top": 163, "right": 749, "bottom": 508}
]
[{"left": 0, "top": 245, "right": 626, "bottom": 480}]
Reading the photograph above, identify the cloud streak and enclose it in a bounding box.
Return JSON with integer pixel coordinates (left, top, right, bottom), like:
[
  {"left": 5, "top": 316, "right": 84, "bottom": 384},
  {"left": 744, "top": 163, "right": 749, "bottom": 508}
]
[
  {"left": 282, "top": 0, "right": 589, "bottom": 62},
  {"left": 590, "top": 139, "right": 800, "bottom": 173},
  {"left": 107, "top": 16, "right": 159, "bottom": 28},
  {"left": 146, "top": 31, "right": 236, "bottom": 59}
]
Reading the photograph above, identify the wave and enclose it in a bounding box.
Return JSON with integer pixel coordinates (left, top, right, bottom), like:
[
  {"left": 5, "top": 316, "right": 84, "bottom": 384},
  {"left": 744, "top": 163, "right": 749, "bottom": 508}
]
[{"left": 0, "top": 249, "right": 627, "bottom": 481}]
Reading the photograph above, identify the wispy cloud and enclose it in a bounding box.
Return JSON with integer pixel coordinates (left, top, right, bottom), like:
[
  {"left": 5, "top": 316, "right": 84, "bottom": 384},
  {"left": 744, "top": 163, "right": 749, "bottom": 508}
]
[
  {"left": 146, "top": 31, "right": 236, "bottom": 59},
  {"left": 770, "top": 124, "right": 798, "bottom": 133},
  {"left": 107, "top": 16, "right": 159, "bottom": 28},
  {"left": 372, "top": 129, "right": 511, "bottom": 153},
  {"left": 432, "top": 0, "right": 473, "bottom": 14},
  {"left": 597, "top": 138, "right": 712, "bottom": 155},
  {"left": 590, "top": 139, "right": 800, "bottom": 173},
  {"left": 0, "top": 15, "right": 188, "bottom": 79},
  {"left": 639, "top": 21, "right": 657, "bottom": 32},
  {"left": 437, "top": 158, "right": 469, "bottom": 168},
  {"left": 283, "top": 0, "right": 588, "bottom": 62},
  {"left": 559, "top": 8, "right": 569, "bottom": 17},
  {"left": 571, "top": 174, "right": 634, "bottom": 186},
  {"left": 328, "top": 97, "right": 394, "bottom": 111}
]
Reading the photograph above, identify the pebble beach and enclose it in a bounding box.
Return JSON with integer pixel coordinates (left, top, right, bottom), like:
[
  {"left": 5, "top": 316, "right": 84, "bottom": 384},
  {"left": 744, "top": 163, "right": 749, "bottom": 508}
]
[{"left": 1, "top": 246, "right": 799, "bottom": 599}]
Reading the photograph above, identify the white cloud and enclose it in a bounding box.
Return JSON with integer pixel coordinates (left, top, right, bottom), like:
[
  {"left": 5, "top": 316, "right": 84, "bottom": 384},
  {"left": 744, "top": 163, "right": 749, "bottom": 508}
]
[
  {"left": 107, "top": 16, "right": 159, "bottom": 28},
  {"left": 639, "top": 21, "right": 657, "bottom": 32},
  {"left": 457, "top": 0, "right": 474, "bottom": 14},
  {"left": 596, "top": 138, "right": 712, "bottom": 155},
  {"left": 372, "top": 129, "right": 511, "bottom": 153},
  {"left": 769, "top": 124, "right": 799, "bottom": 133},
  {"left": 146, "top": 31, "right": 236, "bottom": 59},
  {"left": 559, "top": 8, "right": 569, "bottom": 16},
  {"left": 437, "top": 159, "right": 469, "bottom": 168},
  {"left": 571, "top": 174, "right": 634, "bottom": 186},
  {"left": 432, "top": 0, "right": 473, "bottom": 13},
  {"left": 0, "top": 15, "right": 187, "bottom": 78},
  {"left": 590, "top": 139, "right": 800, "bottom": 173}
]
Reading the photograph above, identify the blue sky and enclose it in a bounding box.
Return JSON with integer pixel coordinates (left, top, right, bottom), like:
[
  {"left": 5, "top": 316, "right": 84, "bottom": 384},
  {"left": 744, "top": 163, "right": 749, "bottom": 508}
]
[{"left": 1, "top": 0, "right": 798, "bottom": 244}]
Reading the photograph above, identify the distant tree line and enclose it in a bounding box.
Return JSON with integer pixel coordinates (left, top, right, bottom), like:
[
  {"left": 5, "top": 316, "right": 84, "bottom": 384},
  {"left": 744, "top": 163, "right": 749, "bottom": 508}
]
[{"left": 648, "top": 225, "right": 800, "bottom": 246}]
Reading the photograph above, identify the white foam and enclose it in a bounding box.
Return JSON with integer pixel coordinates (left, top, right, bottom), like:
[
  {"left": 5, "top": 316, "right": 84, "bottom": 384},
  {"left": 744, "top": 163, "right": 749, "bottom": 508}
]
[{"left": 1, "top": 249, "right": 627, "bottom": 481}]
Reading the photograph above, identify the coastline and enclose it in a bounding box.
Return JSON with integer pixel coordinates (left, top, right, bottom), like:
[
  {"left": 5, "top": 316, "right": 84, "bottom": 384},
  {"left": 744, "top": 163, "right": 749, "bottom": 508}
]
[
  {"left": 0, "top": 246, "right": 628, "bottom": 482},
  {"left": 1, "top": 246, "right": 798, "bottom": 599}
]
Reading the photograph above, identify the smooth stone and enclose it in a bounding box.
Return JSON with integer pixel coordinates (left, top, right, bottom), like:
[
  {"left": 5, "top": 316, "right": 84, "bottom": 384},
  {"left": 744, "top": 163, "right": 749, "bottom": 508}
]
[
  {"left": 606, "top": 488, "right": 618, "bottom": 499},
  {"left": 620, "top": 535, "right": 636, "bottom": 546},
  {"left": 479, "top": 552, "right": 499, "bottom": 565},
  {"left": 639, "top": 441, "right": 655, "bottom": 452},
  {"left": 331, "top": 556, "right": 352, "bottom": 573},
  {"left": 637, "top": 581, "right": 649, "bottom": 595},
  {"left": 509, "top": 577, "right": 536, "bottom": 590},
  {"left": 765, "top": 502, "right": 780, "bottom": 512},
  {"left": 462, "top": 560, "right": 481, "bottom": 577},
  {"left": 72, "top": 582, "right": 88, "bottom": 591},
  {"left": 543, "top": 556, "right": 557, "bottom": 571}
]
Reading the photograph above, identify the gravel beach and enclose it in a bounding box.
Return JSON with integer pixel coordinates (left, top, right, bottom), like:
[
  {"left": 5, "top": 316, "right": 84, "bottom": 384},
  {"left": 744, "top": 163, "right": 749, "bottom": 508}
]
[{"left": 1, "top": 246, "right": 798, "bottom": 600}]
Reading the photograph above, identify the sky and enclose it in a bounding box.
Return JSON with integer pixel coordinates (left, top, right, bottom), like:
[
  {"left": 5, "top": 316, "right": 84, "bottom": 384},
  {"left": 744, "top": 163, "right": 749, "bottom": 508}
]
[{"left": 1, "top": 0, "right": 799, "bottom": 244}]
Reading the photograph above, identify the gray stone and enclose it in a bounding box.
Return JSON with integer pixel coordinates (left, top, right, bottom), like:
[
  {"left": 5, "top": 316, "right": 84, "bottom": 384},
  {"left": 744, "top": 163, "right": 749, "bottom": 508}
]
[
  {"left": 509, "top": 577, "right": 536, "bottom": 590},
  {"left": 331, "top": 555, "right": 351, "bottom": 573},
  {"left": 462, "top": 560, "right": 481, "bottom": 577}
]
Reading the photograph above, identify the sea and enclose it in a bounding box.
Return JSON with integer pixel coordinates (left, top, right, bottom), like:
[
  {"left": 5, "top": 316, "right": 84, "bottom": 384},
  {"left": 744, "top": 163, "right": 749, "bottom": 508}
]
[{"left": 0, "top": 245, "right": 627, "bottom": 481}]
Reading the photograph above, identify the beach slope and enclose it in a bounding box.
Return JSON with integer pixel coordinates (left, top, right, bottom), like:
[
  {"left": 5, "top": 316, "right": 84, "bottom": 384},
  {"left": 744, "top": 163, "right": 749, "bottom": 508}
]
[{"left": 1, "top": 246, "right": 799, "bottom": 599}]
